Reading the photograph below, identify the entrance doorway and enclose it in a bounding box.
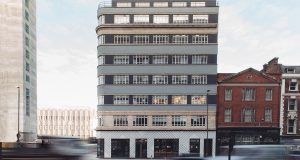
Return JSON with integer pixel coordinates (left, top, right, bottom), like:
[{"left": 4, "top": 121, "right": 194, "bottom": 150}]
[
  {"left": 204, "top": 139, "right": 212, "bottom": 157},
  {"left": 154, "top": 139, "right": 179, "bottom": 158},
  {"left": 190, "top": 139, "right": 200, "bottom": 156},
  {"left": 111, "top": 139, "right": 130, "bottom": 158},
  {"left": 136, "top": 139, "right": 147, "bottom": 158}
]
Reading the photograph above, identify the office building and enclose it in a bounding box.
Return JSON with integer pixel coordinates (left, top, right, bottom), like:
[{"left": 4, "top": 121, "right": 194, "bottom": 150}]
[
  {"left": 0, "top": 0, "right": 37, "bottom": 142},
  {"left": 96, "top": 0, "right": 219, "bottom": 158}
]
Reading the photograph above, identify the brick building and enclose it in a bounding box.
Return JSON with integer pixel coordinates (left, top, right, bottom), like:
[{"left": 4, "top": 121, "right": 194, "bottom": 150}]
[{"left": 217, "top": 68, "right": 281, "bottom": 151}]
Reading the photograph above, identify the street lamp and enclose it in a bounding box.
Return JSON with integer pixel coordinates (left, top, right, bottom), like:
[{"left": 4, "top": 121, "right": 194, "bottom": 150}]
[
  {"left": 16, "top": 86, "right": 21, "bottom": 145},
  {"left": 206, "top": 89, "right": 210, "bottom": 157}
]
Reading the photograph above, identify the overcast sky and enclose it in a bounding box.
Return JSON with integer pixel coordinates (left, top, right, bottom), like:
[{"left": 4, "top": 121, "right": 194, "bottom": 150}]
[{"left": 37, "top": 0, "right": 300, "bottom": 108}]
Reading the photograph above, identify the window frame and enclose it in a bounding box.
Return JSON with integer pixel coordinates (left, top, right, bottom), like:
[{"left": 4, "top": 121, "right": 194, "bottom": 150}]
[
  {"left": 152, "top": 115, "right": 167, "bottom": 126},
  {"left": 191, "top": 75, "right": 207, "bottom": 85},
  {"left": 153, "top": 15, "right": 169, "bottom": 24},
  {"left": 172, "top": 115, "right": 187, "bottom": 126},
  {"left": 225, "top": 88, "right": 233, "bottom": 101},
  {"left": 224, "top": 108, "right": 232, "bottom": 122},
  {"left": 152, "top": 95, "right": 168, "bottom": 105},
  {"left": 133, "top": 95, "right": 148, "bottom": 105},
  {"left": 172, "top": 96, "right": 187, "bottom": 104},
  {"left": 133, "top": 115, "right": 148, "bottom": 126},
  {"left": 114, "top": 56, "right": 129, "bottom": 64},
  {"left": 113, "top": 75, "right": 129, "bottom": 84},
  {"left": 113, "top": 96, "right": 129, "bottom": 105},
  {"left": 114, "top": 15, "right": 130, "bottom": 24},
  {"left": 133, "top": 75, "right": 149, "bottom": 84},
  {"left": 133, "top": 55, "right": 150, "bottom": 64},
  {"left": 191, "top": 95, "right": 207, "bottom": 105},
  {"left": 113, "top": 115, "right": 128, "bottom": 126},
  {"left": 191, "top": 115, "right": 206, "bottom": 126},
  {"left": 152, "top": 75, "right": 168, "bottom": 84},
  {"left": 265, "top": 89, "right": 273, "bottom": 101}
]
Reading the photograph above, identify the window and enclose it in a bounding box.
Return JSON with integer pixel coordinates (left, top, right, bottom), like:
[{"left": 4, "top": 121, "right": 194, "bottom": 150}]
[
  {"left": 113, "top": 96, "right": 129, "bottom": 105},
  {"left": 173, "top": 35, "right": 188, "bottom": 44},
  {"left": 192, "top": 35, "right": 208, "bottom": 44},
  {"left": 134, "top": 15, "right": 149, "bottom": 24},
  {"left": 152, "top": 96, "right": 168, "bottom": 105},
  {"left": 152, "top": 115, "right": 167, "bottom": 126},
  {"left": 172, "top": 55, "right": 188, "bottom": 64},
  {"left": 153, "top": 35, "right": 169, "bottom": 44},
  {"left": 25, "top": 24, "right": 29, "bottom": 34},
  {"left": 225, "top": 89, "right": 232, "bottom": 101},
  {"left": 114, "top": 15, "right": 130, "bottom": 24},
  {"left": 25, "top": 10, "right": 29, "bottom": 21},
  {"left": 133, "top": 55, "right": 149, "bottom": 64},
  {"left": 133, "top": 96, "right": 148, "bottom": 105},
  {"left": 192, "top": 55, "right": 207, "bottom": 64},
  {"left": 26, "top": 88, "right": 30, "bottom": 116},
  {"left": 25, "top": 62, "right": 30, "bottom": 72},
  {"left": 133, "top": 75, "right": 148, "bottom": 84},
  {"left": 25, "top": 75, "right": 30, "bottom": 82},
  {"left": 98, "top": 96, "right": 104, "bottom": 105},
  {"left": 191, "top": 2, "right": 206, "bottom": 7},
  {"left": 288, "top": 119, "right": 296, "bottom": 134},
  {"left": 242, "top": 88, "right": 256, "bottom": 101},
  {"left": 98, "top": 15, "right": 105, "bottom": 25},
  {"left": 98, "top": 56, "right": 105, "bottom": 65},
  {"left": 25, "top": 0, "right": 29, "bottom": 8},
  {"left": 25, "top": 36, "right": 30, "bottom": 47},
  {"left": 172, "top": 96, "right": 187, "bottom": 104},
  {"left": 265, "top": 89, "right": 272, "bottom": 101},
  {"left": 193, "top": 15, "right": 208, "bottom": 23},
  {"left": 152, "top": 75, "right": 168, "bottom": 84},
  {"left": 172, "top": 2, "right": 187, "bottom": 7},
  {"left": 264, "top": 108, "right": 272, "bottom": 122},
  {"left": 153, "top": 55, "right": 168, "bottom": 64},
  {"left": 114, "top": 35, "right": 130, "bottom": 44},
  {"left": 191, "top": 96, "right": 207, "bottom": 104},
  {"left": 172, "top": 116, "right": 187, "bottom": 126},
  {"left": 153, "top": 2, "right": 169, "bottom": 7},
  {"left": 134, "top": 35, "right": 149, "bottom": 44},
  {"left": 172, "top": 75, "right": 188, "bottom": 84},
  {"left": 289, "top": 80, "right": 298, "bottom": 91},
  {"left": 285, "top": 68, "right": 295, "bottom": 73},
  {"left": 224, "top": 109, "right": 232, "bottom": 122},
  {"left": 116, "top": 2, "right": 131, "bottom": 7},
  {"left": 153, "top": 15, "right": 169, "bottom": 24},
  {"left": 113, "top": 116, "right": 128, "bottom": 126},
  {"left": 25, "top": 50, "right": 30, "bottom": 59},
  {"left": 191, "top": 116, "right": 206, "bottom": 126},
  {"left": 114, "top": 75, "right": 129, "bottom": 84},
  {"left": 133, "top": 116, "right": 148, "bottom": 126},
  {"left": 98, "top": 35, "right": 105, "bottom": 45},
  {"left": 288, "top": 99, "right": 296, "bottom": 111},
  {"left": 173, "top": 15, "right": 189, "bottom": 24},
  {"left": 98, "top": 75, "right": 105, "bottom": 85},
  {"left": 114, "top": 56, "right": 129, "bottom": 64},
  {"left": 241, "top": 108, "right": 255, "bottom": 122},
  {"left": 135, "top": 2, "right": 150, "bottom": 7},
  {"left": 191, "top": 75, "right": 207, "bottom": 84}
]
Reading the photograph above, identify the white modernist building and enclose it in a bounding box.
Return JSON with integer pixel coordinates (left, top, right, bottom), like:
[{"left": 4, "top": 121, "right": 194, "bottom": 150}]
[
  {"left": 37, "top": 108, "right": 97, "bottom": 139},
  {"left": 0, "top": 0, "right": 37, "bottom": 142},
  {"left": 96, "top": 0, "right": 219, "bottom": 158}
]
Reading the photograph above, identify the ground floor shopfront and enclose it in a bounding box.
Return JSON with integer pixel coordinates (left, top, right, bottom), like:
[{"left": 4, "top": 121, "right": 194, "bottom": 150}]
[{"left": 96, "top": 131, "right": 216, "bottom": 158}]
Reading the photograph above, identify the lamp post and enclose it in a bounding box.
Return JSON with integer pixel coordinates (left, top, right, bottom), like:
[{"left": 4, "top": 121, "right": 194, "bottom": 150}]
[
  {"left": 16, "top": 86, "right": 21, "bottom": 145},
  {"left": 206, "top": 89, "right": 210, "bottom": 157}
]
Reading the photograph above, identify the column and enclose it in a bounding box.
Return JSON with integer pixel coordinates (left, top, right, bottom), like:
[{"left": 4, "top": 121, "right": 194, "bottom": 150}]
[
  {"left": 147, "top": 138, "right": 154, "bottom": 158},
  {"left": 179, "top": 136, "right": 189, "bottom": 155},
  {"left": 212, "top": 137, "right": 216, "bottom": 157},
  {"left": 130, "top": 138, "right": 136, "bottom": 158},
  {"left": 104, "top": 138, "right": 111, "bottom": 158},
  {"left": 200, "top": 138, "right": 204, "bottom": 157}
]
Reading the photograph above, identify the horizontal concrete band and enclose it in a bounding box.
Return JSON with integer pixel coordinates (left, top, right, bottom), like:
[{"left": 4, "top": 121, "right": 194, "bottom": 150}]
[{"left": 98, "top": 104, "right": 216, "bottom": 111}]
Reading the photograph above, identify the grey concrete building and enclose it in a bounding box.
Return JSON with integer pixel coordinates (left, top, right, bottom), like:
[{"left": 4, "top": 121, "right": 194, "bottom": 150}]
[
  {"left": 0, "top": 0, "right": 37, "bottom": 142},
  {"left": 96, "top": 0, "right": 218, "bottom": 158}
]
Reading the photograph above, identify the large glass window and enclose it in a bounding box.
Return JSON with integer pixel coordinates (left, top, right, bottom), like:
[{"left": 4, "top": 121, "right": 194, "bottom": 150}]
[
  {"left": 152, "top": 75, "right": 168, "bottom": 84},
  {"left": 288, "top": 99, "right": 296, "bottom": 111},
  {"left": 191, "top": 116, "right": 206, "bottom": 126},
  {"left": 152, "top": 96, "right": 168, "bottom": 105},
  {"left": 225, "top": 88, "right": 232, "bottom": 101},
  {"left": 114, "top": 35, "right": 130, "bottom": 44},
  {"left": 135, "top": 2, "right": 150, "bottom": 7},
  {"left": 133, "top": 116, "right": 148, "bottom": 126},
  {"left": 191, "top": 96, "right": 207, "bottom": 104},
  {"left": 114, "top": 75, "right": 129, "bottom": 84},
  {"left": 172, "top": 96, "right": 187, "bottom": 104},
  {"left": 134, "top": 35, "right": 149, "bottom": 44},
  {"left": 113, "top": 96, "right": 129, "bottom": 105},
  {"left": 133, "top": 55, "right": 149, "bottom": 64},
  {"left": 192, "top": 55, "right": 207, "bottom": 64},
  {"left": 172, "top": 75, "right": 188, "bottom": 84},
  {"left": 224, "top": 108, "right": 232, "bottom": 122},
  {"left": 153, "top": 15, "right": 169, "bottom": 24},
  {"left": 116, "top": 2, "right": 132, "bottom": 7},
  {"left": 192, "top": 35, "right": 208, "bottom": 44},
  {"left": 172, "top": 55, "right": 188, "bottom": 64},
  {"left": 133, "top": 96, "right": 148, "bottom": 105},
  {"left": 173, "top": 15, "right": 189, "bottom": 24},
  {"left": 193, "top": 15, "right": 208, "bottom": 23},
  {"left": 114, "top": 56, "right": 129, "bottom": 64},
  {"left": 172, "top": 116, "right": 187, "bottom": 126},
  {"left": 191, "top": 75, "right": 207, "bottom": 84},
  {"left": 152, "top": 115, "right": 167, "bottom": 126},
  {"left": 153, "top": 2, "right": 168, "bottom": 7},
  {"left": 264, "top": 108, "right": 272, "bottom": 122},
  {"left": 191, "top": 2, "right": 206, "bottom": 7},
  {"left": 113, "top": 116, "right": 128, "bottom": 126},
  {"left": 241, "top": 108, "right": 255, "bottom": 122},
  {"left": 242, "top": 88, "right": 256, "bottom": 101},
  {"left": 173, "top": 35, "right": 188, "bottom": 44},
  {"left": 134, "top": 15, "right": 149, "bottom": 24},
  {"left": 172, "top": 2, "right": 187, "bottom": 7},
  {"left": 153, "top": 35, "right": 169, "bottom": 44},
  {"left": 114, "top": 15, "right": 130, "bottom": 24},
  {"left": 133, "top": 75, "right": 148, "bottom": 84},
  {"left": 265, "top": 89, "right": 272, "bottom": 101},
  {"left": 153, "top": 55, "right": 168, "bottom": 64}
]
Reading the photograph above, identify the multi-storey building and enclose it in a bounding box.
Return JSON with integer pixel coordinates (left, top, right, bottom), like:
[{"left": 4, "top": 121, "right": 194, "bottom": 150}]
[
  {"left": 37, "top": 108, "right": 97, "bottom": 139},
  {"left": 280, "top": 65, "right": 300, "bottom": 143},
  {"left": 96, "top": 0, "right": 219, "bottom": 158},
  {"left": 217, "top": 68, "right": 281, "bottom": 152},
  {"left": 0, "top": 0, "right": 37, "bottom": 142}
]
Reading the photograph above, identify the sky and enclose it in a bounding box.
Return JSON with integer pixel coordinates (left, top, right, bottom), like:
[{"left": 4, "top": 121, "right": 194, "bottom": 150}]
[{"left": 37, "top": 0, "right": 300, "bottom": 108}]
